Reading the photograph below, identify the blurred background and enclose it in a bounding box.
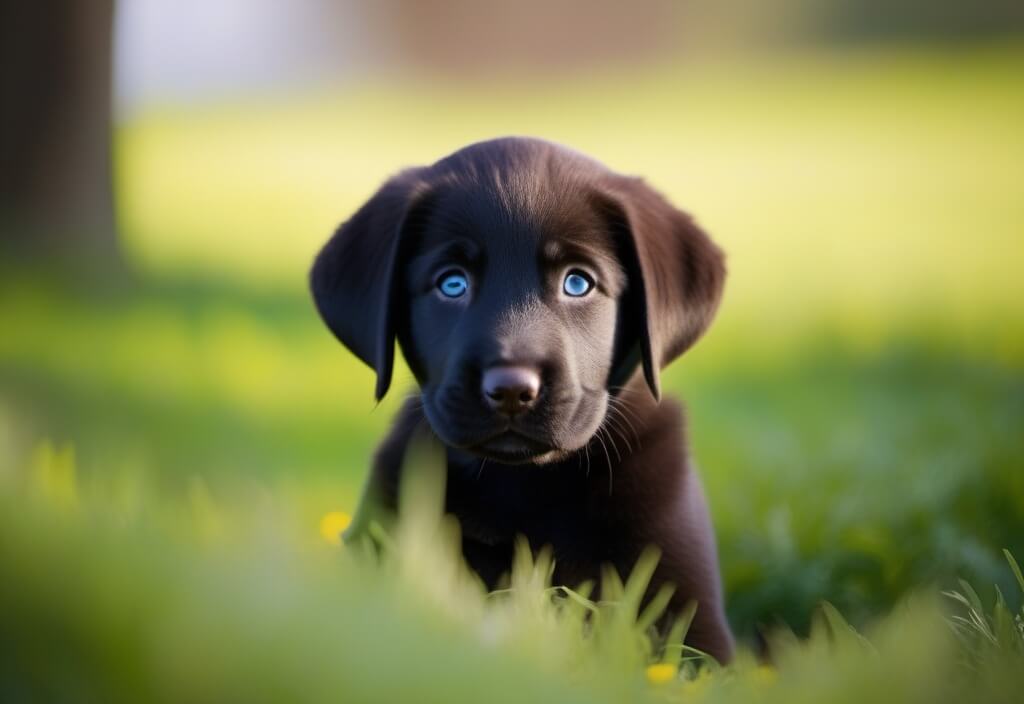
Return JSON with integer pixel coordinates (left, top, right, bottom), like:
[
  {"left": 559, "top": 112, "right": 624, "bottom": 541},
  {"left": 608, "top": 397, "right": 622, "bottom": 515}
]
[{"left": 1, "top": 0, "right": 1022, "bottom": 665}]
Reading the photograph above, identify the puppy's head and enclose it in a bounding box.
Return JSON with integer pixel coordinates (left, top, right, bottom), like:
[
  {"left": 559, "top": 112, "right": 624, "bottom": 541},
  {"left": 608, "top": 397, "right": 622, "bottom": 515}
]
[{"left": 312, "top": 138, "right": 724, "bottom": 464}]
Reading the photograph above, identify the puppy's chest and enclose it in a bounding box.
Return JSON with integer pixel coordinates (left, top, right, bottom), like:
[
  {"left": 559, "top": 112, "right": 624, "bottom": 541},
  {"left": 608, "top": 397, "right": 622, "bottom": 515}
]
[{"left": 443, "top": 464, "right": 616, "bottom": 557}]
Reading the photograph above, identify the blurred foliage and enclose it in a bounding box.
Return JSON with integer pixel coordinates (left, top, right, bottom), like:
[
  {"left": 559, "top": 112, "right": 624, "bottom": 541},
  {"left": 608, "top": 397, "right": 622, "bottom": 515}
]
[
  {"left": 1, "top": 443, "right": 1022, "bottom": 701},
  {"left": 944, "top": 549, "right": 1024, "bottom": 667},
  {"left": 1, "top": 46, "right": 1023, "bottom": 698}
]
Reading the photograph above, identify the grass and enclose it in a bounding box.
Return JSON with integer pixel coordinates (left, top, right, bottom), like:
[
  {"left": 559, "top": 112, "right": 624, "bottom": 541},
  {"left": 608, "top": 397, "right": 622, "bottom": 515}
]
[
  {"left": 945, "top": 550, "right": 1024, "bottom": 667},
  {"left": 1, "top": 442, "right": 1022, "bottom": 702},
  {"left": 2, "top": 45, "right": 1023, "bottom": 699}
]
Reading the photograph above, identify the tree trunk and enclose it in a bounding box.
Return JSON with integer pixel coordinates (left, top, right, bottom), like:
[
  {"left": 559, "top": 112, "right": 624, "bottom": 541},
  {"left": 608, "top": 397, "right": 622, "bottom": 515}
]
[{"left": 0, "top": 1, "right": 119, "bottom": 264}]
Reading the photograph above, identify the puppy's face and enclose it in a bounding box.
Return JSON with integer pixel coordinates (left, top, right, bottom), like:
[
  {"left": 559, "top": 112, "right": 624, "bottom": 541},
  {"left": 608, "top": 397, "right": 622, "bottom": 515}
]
[
  {"left": 400, "top": 187, "right": 627, "bottom": 463},
  {"left": 311, "top": 138, "right": 725, "bottom": 465}
]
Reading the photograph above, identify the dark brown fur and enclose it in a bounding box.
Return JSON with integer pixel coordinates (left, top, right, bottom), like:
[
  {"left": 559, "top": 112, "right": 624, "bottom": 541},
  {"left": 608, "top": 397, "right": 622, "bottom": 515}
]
[{"left": 311, "top": 137, "right": 734, "bottom": 662}]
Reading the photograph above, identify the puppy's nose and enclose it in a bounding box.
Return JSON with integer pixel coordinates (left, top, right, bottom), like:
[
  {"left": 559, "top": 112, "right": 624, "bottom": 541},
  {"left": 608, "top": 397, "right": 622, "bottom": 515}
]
[{"left": 482, "top": 366, "right": 541, "bottom": 416}]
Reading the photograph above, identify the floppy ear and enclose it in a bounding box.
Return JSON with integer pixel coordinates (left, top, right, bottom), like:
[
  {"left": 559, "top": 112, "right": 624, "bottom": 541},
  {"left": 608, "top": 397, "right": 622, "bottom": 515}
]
[
  {"left": 310, "top": 168, "right": 430, "bottom": 401},
  {"left": 597, "top": 177, "right": 726, "bottom": 401}
]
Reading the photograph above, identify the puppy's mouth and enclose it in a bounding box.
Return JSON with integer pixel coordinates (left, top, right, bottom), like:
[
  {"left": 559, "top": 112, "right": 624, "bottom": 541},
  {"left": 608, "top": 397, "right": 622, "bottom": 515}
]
[
  {"left": 421, "top": 387, "right": 603, "bottom": 465},
  {"left": 470, "top": 429, "right": 559, "bottom": 465}
]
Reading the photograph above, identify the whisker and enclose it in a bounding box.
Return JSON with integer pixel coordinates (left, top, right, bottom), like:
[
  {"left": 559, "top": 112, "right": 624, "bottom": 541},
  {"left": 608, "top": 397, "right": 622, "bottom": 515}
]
[
  {"left": 599, "top": 424, "right": 622, "bottom": 463},
  {"left": 593, "top": 428, "right": 614, "bottom": 486},
  {"left": 611, "top": 397, "right": 643, "bottom": 435},
  {"left": 614, "top": 414, "right": 640, "bottom": 452},
  {"left": 603, "top": 409, "right": 634, "bottom": 454},
  {"left": 609, "top": 391, "right": 642, "bottom": 418},
  {"left": 606, "top": 398, "right": 641, "bottom": 450}
]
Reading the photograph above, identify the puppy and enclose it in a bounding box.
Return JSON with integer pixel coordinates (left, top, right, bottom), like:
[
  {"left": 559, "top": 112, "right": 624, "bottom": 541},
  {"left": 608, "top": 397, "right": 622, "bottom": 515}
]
[{"left": 311, "top": 137, "right": 733, "bottom": 662}]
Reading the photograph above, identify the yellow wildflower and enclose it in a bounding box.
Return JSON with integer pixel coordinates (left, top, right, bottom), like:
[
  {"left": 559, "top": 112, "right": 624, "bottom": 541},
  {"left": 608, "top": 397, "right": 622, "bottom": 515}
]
[
  {"left": 319, "top": 510, "right": 352, "bottom": 546},
  {"left": 645, "top": 663, "right": 678, "bottom": 685}
]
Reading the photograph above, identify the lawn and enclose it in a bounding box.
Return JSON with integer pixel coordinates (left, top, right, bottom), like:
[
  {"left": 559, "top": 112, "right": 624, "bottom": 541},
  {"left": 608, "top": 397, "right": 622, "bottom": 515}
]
[{"left": 1, "top": 45, "right": 1023, "bottom": 700}]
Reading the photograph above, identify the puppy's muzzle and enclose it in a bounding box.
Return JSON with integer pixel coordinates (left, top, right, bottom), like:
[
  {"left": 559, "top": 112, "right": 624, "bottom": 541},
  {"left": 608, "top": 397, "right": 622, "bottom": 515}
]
[{"left": 482, "top": 365, "right": 541, "bottom": 417}]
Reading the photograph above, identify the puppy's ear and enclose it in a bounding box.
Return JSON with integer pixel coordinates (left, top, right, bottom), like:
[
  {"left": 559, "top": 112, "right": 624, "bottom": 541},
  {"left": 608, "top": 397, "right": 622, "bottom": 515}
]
[
  {"left": 596, "top": 177, "right": 725, "bottom": 400},
  {"left": 310, "top": 168, "right": 431, "bottom": 401}
]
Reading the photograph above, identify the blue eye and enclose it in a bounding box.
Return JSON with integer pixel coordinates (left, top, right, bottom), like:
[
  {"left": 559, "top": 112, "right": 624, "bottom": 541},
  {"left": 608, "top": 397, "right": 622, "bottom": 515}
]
[
  {"left": 437, "top": 271, "right": 469, "bottom": 298},
  {"left": 562, "top": 271, "right": 594, "bottom": 297}
]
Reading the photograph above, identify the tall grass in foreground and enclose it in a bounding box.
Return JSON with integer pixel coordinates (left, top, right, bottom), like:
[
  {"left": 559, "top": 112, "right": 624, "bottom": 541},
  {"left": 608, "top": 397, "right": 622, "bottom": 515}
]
[
  {"left": 2, "top": 442, "right": 1022, "bottom": 703},
  {"left": 945, "top": 550, "right": 1024, "bottom": 669}
]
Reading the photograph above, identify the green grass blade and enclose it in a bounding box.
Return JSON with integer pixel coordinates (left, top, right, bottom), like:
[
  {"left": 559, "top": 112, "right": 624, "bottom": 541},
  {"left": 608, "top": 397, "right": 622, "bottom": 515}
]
[{"left": 1004, "top": 549, "right": 1024, "bottom": 595}]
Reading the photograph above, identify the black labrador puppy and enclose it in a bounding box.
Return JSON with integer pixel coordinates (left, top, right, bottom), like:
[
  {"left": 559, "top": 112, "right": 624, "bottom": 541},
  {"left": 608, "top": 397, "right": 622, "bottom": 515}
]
[{"left": 311, "top": 137, "right": 733, "bottom": 662}]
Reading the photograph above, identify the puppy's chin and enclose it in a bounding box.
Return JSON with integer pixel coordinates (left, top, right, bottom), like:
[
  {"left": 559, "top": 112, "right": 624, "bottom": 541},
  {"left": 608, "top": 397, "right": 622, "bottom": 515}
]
[
  {"left": 469, "top": 432, "right": 570, "bottom": 465},
  {"left": 436, "top": 424, "right": 570, "bottom": 466}
]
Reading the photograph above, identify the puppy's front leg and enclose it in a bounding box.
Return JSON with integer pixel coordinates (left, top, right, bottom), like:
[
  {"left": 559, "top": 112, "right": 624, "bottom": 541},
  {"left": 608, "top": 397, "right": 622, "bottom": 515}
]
[
  {"left": 343, "top": 397, "right": 426, "bottom": 545},
  {"left": 654, "top": 468, "right": 735, "bottom": 664}
]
